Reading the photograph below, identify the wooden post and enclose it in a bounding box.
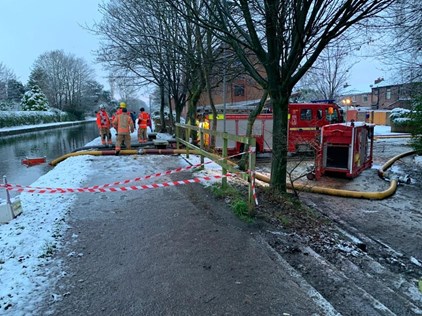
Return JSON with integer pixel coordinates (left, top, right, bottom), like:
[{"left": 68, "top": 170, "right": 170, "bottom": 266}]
[
  {"left": 222, "top": 133, "right": 228, "bottom": 188},
  {"left": 185, "top": 124, "right": 190, "bottom": 158},
  {"left": 200, "top": 127, "right": 204, "bottom": 168},
  {"left": 248, "top": 139, "right": 256, "bottom": 215},
  {"left": 175, "top": 124, "right": 180, "bottom": 150}
]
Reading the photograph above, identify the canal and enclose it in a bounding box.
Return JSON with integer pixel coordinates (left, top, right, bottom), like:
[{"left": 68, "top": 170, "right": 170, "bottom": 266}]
[{"left": 1, "top": 122, "right": 99, "bottom": 199}]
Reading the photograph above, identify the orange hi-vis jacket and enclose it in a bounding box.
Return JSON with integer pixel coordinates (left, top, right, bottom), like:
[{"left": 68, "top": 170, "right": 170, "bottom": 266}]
[
  {"left": 138, "top": 112, "right": 150, "bottom": 129},
  {"left": 96, "top": 109, "right": 111, "bottom": 128},
  {"left": 111, "top": 108, "right": 124, "bottom": 123},
  {"left": 113, "top": 113, "right": 134, "bottom": 134}
]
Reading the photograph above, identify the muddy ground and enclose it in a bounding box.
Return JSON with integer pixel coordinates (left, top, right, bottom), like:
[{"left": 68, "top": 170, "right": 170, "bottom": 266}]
[{"left": 252, "top": 136, "right": 422, "bottom": 315}]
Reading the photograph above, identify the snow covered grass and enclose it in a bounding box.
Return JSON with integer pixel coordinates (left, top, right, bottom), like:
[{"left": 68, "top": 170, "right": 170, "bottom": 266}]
[
  {"left": 0, "top": 155, "right": 95, "bottom": 314},
  {"left": 0, "top": 110, "right": 71, "bottom": 128}
]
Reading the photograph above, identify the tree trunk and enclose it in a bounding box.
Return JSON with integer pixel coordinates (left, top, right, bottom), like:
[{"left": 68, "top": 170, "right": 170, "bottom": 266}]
[{"left": 269, "top": 93, "right": 290, "bottom": 193}]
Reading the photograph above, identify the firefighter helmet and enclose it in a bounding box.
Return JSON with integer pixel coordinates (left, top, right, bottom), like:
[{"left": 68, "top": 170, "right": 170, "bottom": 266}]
[{"left": 120, "top": 102, "right": 126, "bottom": 108}]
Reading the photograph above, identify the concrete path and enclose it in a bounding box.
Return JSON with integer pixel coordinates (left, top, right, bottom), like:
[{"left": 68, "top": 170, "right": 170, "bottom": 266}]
[{"left": 38, "top": 155, "right": 334, "bottom": 315}]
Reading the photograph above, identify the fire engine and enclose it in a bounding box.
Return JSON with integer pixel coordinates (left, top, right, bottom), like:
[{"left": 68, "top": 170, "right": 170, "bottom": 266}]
[{"left": 206, "top": 101, "right": 343, "bottom": 155}]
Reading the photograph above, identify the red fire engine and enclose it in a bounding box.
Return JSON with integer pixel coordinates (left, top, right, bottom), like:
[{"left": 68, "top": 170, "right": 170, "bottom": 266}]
[{"left": 207, "top": 101, "right": 343, "bottom": 154}]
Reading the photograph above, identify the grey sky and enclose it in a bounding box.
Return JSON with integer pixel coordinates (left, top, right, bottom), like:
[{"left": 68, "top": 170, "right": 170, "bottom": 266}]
[
  {"left": 0, "top": 0, "right": 389, "bottom": 96},
  {"left": 0, "top": 0, "right": 108, "bottom": 89}
]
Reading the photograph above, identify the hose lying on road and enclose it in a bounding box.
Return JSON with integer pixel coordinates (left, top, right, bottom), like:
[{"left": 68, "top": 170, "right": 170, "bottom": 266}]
[
  {"left": 377, "top": 150, "right": 417, "bottom": 179},
  {"left": 254, "top": 150, "right": 418, "bottom": 200},
  {"left": 253, "top": 172, "right": 397, "bottom": 200}
]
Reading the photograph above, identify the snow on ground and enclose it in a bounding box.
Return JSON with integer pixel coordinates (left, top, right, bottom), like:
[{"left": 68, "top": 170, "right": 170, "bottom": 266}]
[
  {"left": 0, "top": 127, "right": 197, "bottom": 315},
  {"left": 0, "top": 156, "right": 93, "bottom": 314},
  {"left": 374, "top": 125, "right": 391, "bottom": 135},
  {"left": 0, "top": 123, "right": 417, "bottom": 314}
]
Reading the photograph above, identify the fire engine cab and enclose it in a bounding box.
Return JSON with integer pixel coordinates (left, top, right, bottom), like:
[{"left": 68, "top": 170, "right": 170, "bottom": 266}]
[
  {"left": 207, "top": 101, "right": 343, "bottom": 155},
  {"left": 287, "top": 101, "right": 343, "bottom": 153}
]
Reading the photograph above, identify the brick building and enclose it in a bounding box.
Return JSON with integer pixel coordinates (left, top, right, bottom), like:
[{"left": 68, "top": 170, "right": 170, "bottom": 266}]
[
  {"left": 370, "top": 82, "right": 417, "bottom": 110},
  {"left": 340, "top": 82, "right": 420, "bottom": 110},
  {"left": 197, "top": 74, "right": 265, "bottom": 111}
]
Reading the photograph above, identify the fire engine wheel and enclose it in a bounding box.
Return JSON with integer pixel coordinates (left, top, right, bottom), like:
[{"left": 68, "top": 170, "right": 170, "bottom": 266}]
[{"left": 306, "top": 172, "right": 316, "bottom": 180}]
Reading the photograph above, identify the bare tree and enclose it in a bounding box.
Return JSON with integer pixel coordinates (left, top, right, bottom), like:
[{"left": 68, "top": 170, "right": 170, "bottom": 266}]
[
  {"left": 111, "top": 70, "right": 140, "bottom": 104},
  {"left": 0, "top": 62, "right": 17, "bottom": 106},
  {"left": 385, "top": 0, "right": 422, "bottom": 84},
  {"left": 30, "top": 50, "right": 98, "bottom": 116},
  {"left": 299, "top": 44, "right": 354, "bottom": 101},
  {"left": 94, "top": 0, "right": 231, "bottom": 138},
  {"left": 94, "top": 0, "right": 188, "bottom": 131},
  {"left": 165, "top": 0, "right": 395, "bottom": 192}
]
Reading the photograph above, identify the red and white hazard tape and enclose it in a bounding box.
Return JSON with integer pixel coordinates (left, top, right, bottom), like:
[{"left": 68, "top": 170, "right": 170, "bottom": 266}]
[
  {"left": 250, "top": 171, "right": 258, "bottom": 206},
  {"left": 3, "top": 161, "right": 212, "bottom": 192},
  {"left": 0, "top": 149, "right": 258, "bottom": 198},
  {"left": 2, "top": 150, "right": 251, "bottom": 191},
  {"left": 1, "top": 174, "right": 233, "bottom": 194}
]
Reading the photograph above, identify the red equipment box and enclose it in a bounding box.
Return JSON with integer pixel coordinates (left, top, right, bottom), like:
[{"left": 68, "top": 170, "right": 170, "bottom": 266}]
[{"left": 311, "top": 122, "right": 375, "bottom": 180}]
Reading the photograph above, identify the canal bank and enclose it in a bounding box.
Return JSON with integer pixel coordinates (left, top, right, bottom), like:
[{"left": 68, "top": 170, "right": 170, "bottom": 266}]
[
  {"left": 0, "top": 119, "right": 96, "bottom": 137},
  {"left": 0, "top": 120, "right": 99, "bottom": 197}
]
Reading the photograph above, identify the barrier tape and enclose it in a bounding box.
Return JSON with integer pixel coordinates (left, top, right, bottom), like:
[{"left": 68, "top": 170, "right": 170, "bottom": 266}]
[
  {"left": 2, "top": 174, "right": 233, "bottom": 194},
  {"left": 251, "top": 171, "right": 259, "bottom": 206},
  {"left": 0, "top": 149, "right": 258, "bottom": 203},
  {"left": 2, "top": 149, "right": 252, "bottom": 191},
  {"left": 1, "top": 162, "right": 212, "bottom": 191}
]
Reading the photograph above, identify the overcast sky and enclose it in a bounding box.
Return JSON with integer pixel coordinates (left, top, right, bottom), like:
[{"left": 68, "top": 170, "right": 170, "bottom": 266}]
[
  {"left": 0, "top": 0, "right": 390, "bottom": 96},
  {"left": 0, "top": 0, "right": 108, "bottom": 88}
]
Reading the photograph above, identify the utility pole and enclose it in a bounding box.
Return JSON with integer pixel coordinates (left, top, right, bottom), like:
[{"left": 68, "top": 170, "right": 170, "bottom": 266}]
[{"left": 223, "top": 46, "right": 227, "bottom": 133}]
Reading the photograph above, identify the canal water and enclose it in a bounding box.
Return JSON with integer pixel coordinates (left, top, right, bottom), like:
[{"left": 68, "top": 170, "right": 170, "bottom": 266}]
[{"left": 1, "top": 122, "right": 99, "bottom": 199}]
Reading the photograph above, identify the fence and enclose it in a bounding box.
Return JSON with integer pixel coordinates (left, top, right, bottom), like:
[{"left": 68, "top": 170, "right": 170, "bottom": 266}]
[{"left": 175, "top": 123, "right": 257, "bottom": 214}]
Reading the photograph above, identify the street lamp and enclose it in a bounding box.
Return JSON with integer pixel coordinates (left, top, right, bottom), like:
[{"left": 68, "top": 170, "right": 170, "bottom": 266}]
[
  {"left": 342, "top": 98, "right": 351, "bottom": 121},
  {"left": 222, "top": 46, "right": 227, "bottom": 133}
]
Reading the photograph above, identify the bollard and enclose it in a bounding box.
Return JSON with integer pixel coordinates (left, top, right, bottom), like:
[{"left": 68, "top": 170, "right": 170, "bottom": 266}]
[{"left": 0, "top": 176, "right": 14, "bottom": 223}]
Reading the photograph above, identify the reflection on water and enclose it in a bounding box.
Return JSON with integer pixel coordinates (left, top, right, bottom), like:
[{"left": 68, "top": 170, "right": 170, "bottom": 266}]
[{"left": 0, "top": 122, "right": 98, "bottom": 198}]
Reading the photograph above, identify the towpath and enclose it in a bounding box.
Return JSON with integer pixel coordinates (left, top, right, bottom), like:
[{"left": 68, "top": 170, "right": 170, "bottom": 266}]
[{"left": 36, "top": 154, "right": 333, "bottom": 315}]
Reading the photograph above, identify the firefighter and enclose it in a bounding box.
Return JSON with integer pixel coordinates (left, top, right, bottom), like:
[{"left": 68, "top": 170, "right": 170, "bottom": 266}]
[
  {"left": 112, "top": 107, "right": 134, "bottom": 152},
  {"left": 96, "top": 104, "right": 112, "bottom": 146},
  {"left": 112, "top": 102, "right": 126, "bottom": 121},
  {"left": 112, "top": 102, "right": 128, "bottom": 145},
  {"left": 198, "top": 114, "right": 210, "bottom": 146},
  {"left": 137, "top": 107, "right": 150, "bottom": 143}
]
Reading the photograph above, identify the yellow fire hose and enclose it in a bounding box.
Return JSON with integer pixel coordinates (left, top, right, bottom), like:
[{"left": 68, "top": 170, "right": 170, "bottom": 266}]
[
  {"left": 377, "top": 150, "right": 416, "bottom": 178},
  {"left": 253, "top": 150, "right": 417, "bottom": 200},
  {"left": 253, "top": 172, "right": 397, "bottom": 199}
]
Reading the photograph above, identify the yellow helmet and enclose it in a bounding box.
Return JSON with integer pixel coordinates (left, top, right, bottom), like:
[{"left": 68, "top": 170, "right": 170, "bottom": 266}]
[{"left": 119, "top": 102, "right": 126, "bottom": 108}]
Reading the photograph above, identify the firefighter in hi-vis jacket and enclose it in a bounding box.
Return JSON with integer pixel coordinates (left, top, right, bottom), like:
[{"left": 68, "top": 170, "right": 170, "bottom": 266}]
[
  {"left": 137, "top": 107, "right": 150, "bottom": 143},
  {"left": 112, "top": 107, "right": 134, "bottom": 152},
  {"left": 96, "top": 104, "right": 112, "bottom": 146}
]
